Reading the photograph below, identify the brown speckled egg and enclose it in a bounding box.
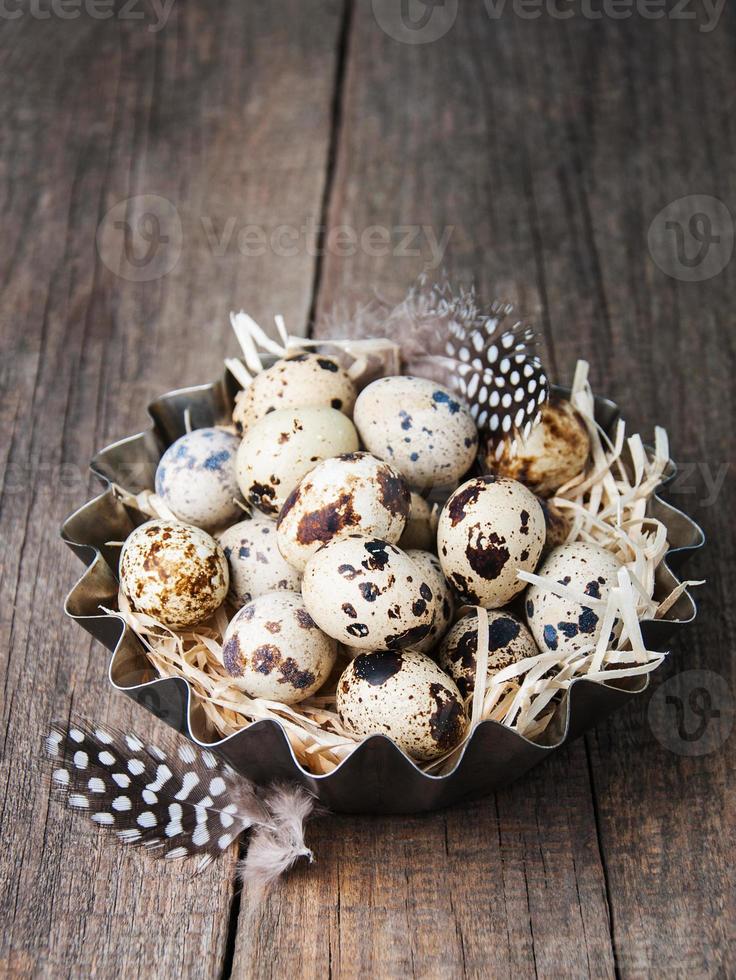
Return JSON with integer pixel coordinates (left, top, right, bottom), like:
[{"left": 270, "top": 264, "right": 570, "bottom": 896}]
[
  {"left": 525, "top": 542, "right": 623, "bottom": 657},
  {"left": 219, "top": 591, "right": 336, "bottom": 703},
  {"left": 119, "top": 520, "right": 229, "bottom": 629},
  {"left": 437, "top": 476, "right": 545, "bottom": 609},
  {"left": 538, "top": 496, "right": 571, "bottom": 555},
  {"left": 336, "top": 649, "right": 468, "bottom": 761},
  {"left": 301, "top": 535, "right": 435, "bottom": 651},
  {"left": 277, "top": 452, "right": 410, "bottom": 572},
  {"left": 155, "top": 428, "right": 243, "bottom": 531},
  {"left": 405, "top": 549, "right": 454, "bottom": 654},
  {"left": 232, "top": 352, "right": 357, "bottom": 435},
  {"left": 353, "top": 376, "right": 478, "bottom": 489},
  {"left": 217, "top": 518, "right": 302, "bottom": 609},
  {"left": 482, "top": 394, "right": 590, "bottom": 496},
  {"left": 438, "top": 610, "right": 538, "bottom": 699},
  {"left": 398, "top": 492, "right": 435, "bottom": 551},
  {"left": 235, "top": 406, "right": 359, "bottom": 516}
]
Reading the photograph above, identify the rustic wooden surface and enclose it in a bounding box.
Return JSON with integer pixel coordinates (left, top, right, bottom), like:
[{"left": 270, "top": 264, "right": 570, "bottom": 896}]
[{"left": 1, "top": 2, "right": 733, "bottom": 977}]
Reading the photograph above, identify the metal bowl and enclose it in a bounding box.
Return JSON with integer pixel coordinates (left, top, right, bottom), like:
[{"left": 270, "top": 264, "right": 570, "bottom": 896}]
[{"left": 61, "top": 371, "right": 704, "bottom": 814}]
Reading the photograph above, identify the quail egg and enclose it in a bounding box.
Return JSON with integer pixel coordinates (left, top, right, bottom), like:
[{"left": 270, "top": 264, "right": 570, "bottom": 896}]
[
  {"left": 336, "top": 649, "right": 468, "bottom": 761},
  {"left": 525, "top": 542, "right": 623, "bottom": 657},
  {"left": 154, "top": 428, "right": 243, "bottom": 531},
  {"left": 119, "top": 520, "right": 229, "bottom": 629},
  {"left": 404, "top": 549, "right": 454, "bottom": 654},
  {"left": 353, "top": 376, "right": 478, "bottom": 489},
  {"left": 398, "top": 492, "right": 435, "bottom": 551},
  {"left": 277, "top": 452, "right": 410, "bottom": 572},
  {"left": 437, "top": 476, "right": 545, "bottom": 608},
  {"left": 538, "top": 496, "right": 571, "bottom": 555},
  {"left": 232, "top": 351, "right": 357, "bottom": 435},
  {"left": 235, "top": 406, "right": 359, "bottom": 517},
  {"left": 220, "top": 591, "right": 336, "bottom": 704},
  {"left": 301, "top": 534, "right": 435, "bottom": 651},
  {"left": 482, "top": 394, "right": 590, "bottom": 496},
  {"left": 438, "top": 610, "right": 538, "bottom": 699},
  {"left": 217, "top": 518, "right": 302, "bottom": 608}
]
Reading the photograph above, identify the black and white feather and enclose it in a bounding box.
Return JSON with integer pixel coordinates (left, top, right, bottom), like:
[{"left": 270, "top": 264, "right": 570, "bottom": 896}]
[
  {"left": 44, "top": 721, "right": 316, "bottom": 891},
  {"left": 393, "top": 280, "right": 549, "bottom": 445}
]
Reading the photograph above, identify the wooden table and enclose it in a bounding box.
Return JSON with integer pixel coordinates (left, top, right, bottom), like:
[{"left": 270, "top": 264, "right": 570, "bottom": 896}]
[{"left": 1, "top": 2, "right": 733, "bottom": 976}]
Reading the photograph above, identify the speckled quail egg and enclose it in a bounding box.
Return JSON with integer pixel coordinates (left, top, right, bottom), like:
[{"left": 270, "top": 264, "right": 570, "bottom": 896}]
[
  {"left": 219, "top": 591, "right": 336, "bottom": 704},
  {"left": 538, "top": 496, "right": 571, "bottom": 555},
  {"left": 353, "top": 376, "right": 478, "bottom": 489},
  {"left": 438, "top": 610, "right": 538, "bottom": 699},
  {"left": 482, "top": 394, "right": 590, "bottom": 496},
  {"left": 232, "top": 351, "right": 357, "bottom": 435},
  {"left": 119, "top": 520, "right": 229, "bottom": 629},
  {"left": 301, "top": 534, "right": 435, "bottom": 651},
  {"left": 154, "top": 428, "right": 243, "bottom": 531},
  {"left": 277, "top": 452, "right": 410, "bottom": 572},
  {"left": 405, "top": 550, "right": 454, "bottom": 654},
  {"left": 525, "top": 542, "right": 623, "bottom": 657},
  {"left": 437, "top": 476, "right": 545, "bottom": 608},
  {"left": 398, "top": 492, "right": 435, "bottom": 551},
  {"left": 235, "top": 406, "right": 359, "bottom": 517},
  {"left": 217, "top": 518, "right": 302, "bottom": 608},
  {"left": 336, "top": 649, "right": 468, "bottom": 761}
]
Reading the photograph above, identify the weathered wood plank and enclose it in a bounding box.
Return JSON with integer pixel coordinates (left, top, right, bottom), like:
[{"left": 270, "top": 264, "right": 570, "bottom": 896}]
[{"left": 0, "top": 2, "right": 343, "bottom": 976}]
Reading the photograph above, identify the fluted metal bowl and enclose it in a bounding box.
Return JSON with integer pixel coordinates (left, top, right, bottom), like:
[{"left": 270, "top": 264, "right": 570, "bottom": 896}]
[{"left": 61, "top": 369, "right": 704, "bottom": 813}]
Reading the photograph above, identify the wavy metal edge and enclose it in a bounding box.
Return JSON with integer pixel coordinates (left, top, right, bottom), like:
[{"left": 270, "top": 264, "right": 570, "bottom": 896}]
[{"left": 60, "top": 373, "right": 705, "bottom": 814}]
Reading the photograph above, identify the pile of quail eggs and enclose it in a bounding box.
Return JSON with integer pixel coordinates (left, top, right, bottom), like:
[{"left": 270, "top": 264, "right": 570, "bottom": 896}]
[{"left": 119, "top": 351, "right": 617, "bottom": 763}]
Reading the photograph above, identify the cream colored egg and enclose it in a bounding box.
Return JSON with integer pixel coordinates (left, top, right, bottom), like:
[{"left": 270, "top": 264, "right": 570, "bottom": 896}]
[
  {"left": 437, "top": 476, "right": 545, "bottom": 608},
  {"left": 336, "top": 650, "right": 468, "bottom": 761},
  {"left": 438, "top": 610, "right": 538, "bottom": 699},
  {"left": 525, "top": 542, "right": 623, "bottom": 657},
  {"left": 483, "top": 395, "right": 590, "bottom": 496},
  {"left": 353, "top": 376, "right": 478, "bottom": 489},
  {"left": 219, "top": 591, "right": 336, "bottom": 703},
  {"left": 232, "top": 352, "right": 357, "bottom": 435},
  {"left": 301, "top": 535, "right": 435, "bottom": 651},
  {"left": 405, "top": 549, "right": 454, "bottom": 654},
  {"left": 398, "top": 492, "right": 435, "bottom": 551},
  {"left": 277, "top": 452, "right": 410, "bottom": 572},
  {"left": 217, "top": 518, "right": 302, "bottom": 608},
  {"left": 235, "top": 406, "right": 359, "bottom": 517},
  {"left": 154, "top": 428, "right": 243, "bottom": 531},
  {"left": 119, "top": 520, "right": 228, "bottom": 629}
]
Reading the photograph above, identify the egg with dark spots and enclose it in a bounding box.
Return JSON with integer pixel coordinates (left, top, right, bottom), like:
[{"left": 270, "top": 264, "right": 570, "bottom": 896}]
[
  {"left": 235, "top": 406, "right": 358, "bottom": 516},
  {"left": 219, "top": 591, "right": 336, "bottom": 703},
  {"left": 155, "top": 428, "right": 243, "bottom": 531},
  {"left": 353, "top": 376, "right": 477, "bottom": 489},
  {"left": 119, "top": 520, "right": 229, "bottom": 629},
  {"left": 405, "top": 549, "right": 454, "bottom": 654},
  {"left": 438, "top": 610, "right": 538, "bottom": 699},
  {"left": 336, "top": 649, "right": 468, "bottom": 761},
  {"left": 525, "top": 542, "right": 623, "bottom": 656},
  {"left": 481, "top": 394, "right": 590, "bottom": 496},
  {"left": 301, "top": 534, "right": 435, "bottom": 651},
  {"left": 232, "top": 351, "right": 357, "bottom": 435},
  {"left": 437, "top": 476, "right": 545, "bottom": 608},
  {"left": 276, "top": 452, "right": 410, "bottom": 571},
  {"left": 217, "top": 517, "right": 302, "bottom": 609}
]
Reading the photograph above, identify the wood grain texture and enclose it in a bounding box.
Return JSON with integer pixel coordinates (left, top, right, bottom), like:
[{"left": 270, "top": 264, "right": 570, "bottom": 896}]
[
  {"left": 0, "top": 2, "right": 342, "bottom": 976},
  {"left": 2, "top": 1, "right": 734, "bottom": 978}
]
